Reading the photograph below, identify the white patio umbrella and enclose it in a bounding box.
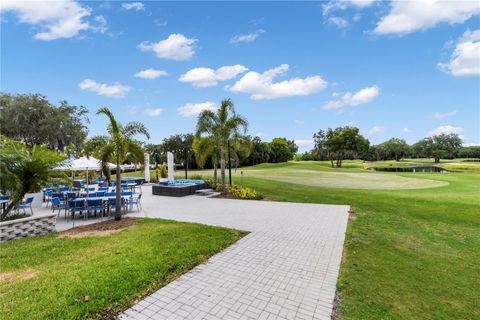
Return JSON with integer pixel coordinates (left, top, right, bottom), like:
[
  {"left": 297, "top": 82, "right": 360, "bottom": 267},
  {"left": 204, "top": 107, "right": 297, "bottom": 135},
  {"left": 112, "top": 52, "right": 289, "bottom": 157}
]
[{"left": 56, "top": 157, "right": 115, "bottom": 185}]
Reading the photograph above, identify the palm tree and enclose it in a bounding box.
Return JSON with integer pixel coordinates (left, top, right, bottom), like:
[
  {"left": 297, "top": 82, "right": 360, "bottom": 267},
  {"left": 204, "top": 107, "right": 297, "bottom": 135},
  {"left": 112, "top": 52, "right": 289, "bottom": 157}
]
[
  {"left": 192, "top": 136, "right": 219, "bottom": 188},
  {"left": 195, "top": 99, "right": 248, "bottom": 194},
  {"left": 0, "top": 135, "right": 66, "bottom": 220},
  {"left": 95, "top": 107, "right": 150, "bottom": 220}
]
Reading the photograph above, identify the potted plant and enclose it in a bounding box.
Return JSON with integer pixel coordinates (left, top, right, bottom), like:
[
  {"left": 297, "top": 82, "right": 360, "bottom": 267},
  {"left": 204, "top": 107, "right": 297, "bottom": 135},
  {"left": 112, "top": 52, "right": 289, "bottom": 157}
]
[{"left": 158, "top": 164, "right": 168, "bottom": 183}]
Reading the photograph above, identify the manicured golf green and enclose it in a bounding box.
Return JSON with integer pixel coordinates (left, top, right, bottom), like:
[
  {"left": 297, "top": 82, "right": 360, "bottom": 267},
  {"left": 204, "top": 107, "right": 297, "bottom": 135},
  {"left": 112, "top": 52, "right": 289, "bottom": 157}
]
[
  {"left": 227, "top": 161, "right": 479, "bottom": 319},
  {"left": 0, "top": 219, "right": 244, "bottom": 320}
]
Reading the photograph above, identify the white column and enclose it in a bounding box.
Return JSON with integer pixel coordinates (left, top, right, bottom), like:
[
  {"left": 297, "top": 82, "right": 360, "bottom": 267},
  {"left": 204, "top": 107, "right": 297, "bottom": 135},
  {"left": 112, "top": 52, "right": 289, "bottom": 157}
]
[
  {"left": 144, "top": 153, "right": 150, "bottom": 183},
  {"left": 167, "top": 152, "right": 175, "bottom": 182}
]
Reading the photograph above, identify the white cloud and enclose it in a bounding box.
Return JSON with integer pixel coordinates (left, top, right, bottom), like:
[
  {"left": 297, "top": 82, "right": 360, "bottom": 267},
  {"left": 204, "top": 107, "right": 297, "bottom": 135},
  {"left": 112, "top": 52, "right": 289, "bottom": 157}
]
[
  {"left": 229, "top": 64, "right": 328, "bottom": 100},
  {"left": 293, "top": 120, "right": 305, "bottom": 125},
  {"left": 230, "top": 29, "right": 265, "bottom": 43},
  {"left": 323, "top": 85, "right": 379, "bottom": 110},
  {"left": 121, "top": 2, "right": 144, "bottom": 11},
  {"left": 438, "top": 29, "right": 480, "bottom": 77},
  {"left": 374, "top": 1, "right": 480, "bottom": 35},
  {"left": 138, "top": 34, "right": 197, "bottom": 60},
  {"left": 433, "top": 110, "right": 458, "bottom": 119},
  {"left": 79, "top": 79, "right": 130, "bottom": 98},
  {"left": 0, "top": 0, "right": 107, "bottom": 40},
  {"left": 143, "top": 108, "right": 163, "bottom": 117},
  {"left": 177, "top": 101, "right": 218, "bottom": 117},
  {"left": 428, "top": 125, "right": 464, "bottom": 138},
  {"left": 295, "top": 139, "right": 314, "bottom": 146},
  {"left": 403, "top": 127, "right": 412, "bottom": 133},
  {"left": 366, "top": 125, "right": 385, "bottom": 135},
  {"left": 179, "top": 65, "right": 248, "bottom": 88},
  {"left": 322, "top": 0, "right": 375, "bottom": 16},
  {"left": 326, "top": 16, "right": 349, "bottom": 29},
  {"left": 134, "top": 68, "right": 168, "bottom": 80}
]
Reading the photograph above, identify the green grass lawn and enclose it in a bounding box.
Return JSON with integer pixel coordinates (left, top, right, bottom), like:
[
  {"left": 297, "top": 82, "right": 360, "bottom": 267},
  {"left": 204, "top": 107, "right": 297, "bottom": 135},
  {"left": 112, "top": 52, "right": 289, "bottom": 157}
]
[
  {"left": 233, "top": 161, "right": 479, "bottom": 320},
  {"left": 0, "top": 219, "right": 244, "bottom": 320}
]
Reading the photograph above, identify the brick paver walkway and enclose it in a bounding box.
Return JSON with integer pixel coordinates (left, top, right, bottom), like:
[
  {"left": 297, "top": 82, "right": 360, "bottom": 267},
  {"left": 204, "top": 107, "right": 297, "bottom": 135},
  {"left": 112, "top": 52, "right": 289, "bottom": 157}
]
[{"left": 115, "top": 190, "right": 349, "bottom": 320}]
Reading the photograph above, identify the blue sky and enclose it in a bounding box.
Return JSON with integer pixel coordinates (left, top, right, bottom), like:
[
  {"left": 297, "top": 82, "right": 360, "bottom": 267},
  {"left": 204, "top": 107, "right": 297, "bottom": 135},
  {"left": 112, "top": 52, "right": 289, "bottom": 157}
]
[{"left": 2, "top": 1, "right": 479, "bottom": 151}]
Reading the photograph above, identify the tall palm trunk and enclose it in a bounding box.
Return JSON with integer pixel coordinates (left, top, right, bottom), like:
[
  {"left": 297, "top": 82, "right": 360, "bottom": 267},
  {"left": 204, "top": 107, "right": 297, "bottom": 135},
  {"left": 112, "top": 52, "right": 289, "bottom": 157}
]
[
  {"left": 115, "top": 157, "right": 121, "bottom": 221},
  {"left": 213, "top": 159, "right": 218, "bottom": 189},
  {"left": 220, "top": 146, "right": 226, "bottom": 195}
]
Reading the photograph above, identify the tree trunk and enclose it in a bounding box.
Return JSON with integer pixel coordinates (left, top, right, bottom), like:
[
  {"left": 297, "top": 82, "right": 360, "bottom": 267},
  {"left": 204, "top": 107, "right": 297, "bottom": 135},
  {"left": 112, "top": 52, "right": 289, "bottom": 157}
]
[
  {"left": 220, "top": 146, "right": 226, "bottom": 195},
  {"left": 1, "top": 186, "right": 28, "bottom": 221},
  {"left": 434, "top": 157, "right": 440, "bottom": 163},
  {"left": 213, "top": 160, "right": 218, "bottom": 189},
  {"left": 115, "top": 158, "right": 122, "bottom": 221}
]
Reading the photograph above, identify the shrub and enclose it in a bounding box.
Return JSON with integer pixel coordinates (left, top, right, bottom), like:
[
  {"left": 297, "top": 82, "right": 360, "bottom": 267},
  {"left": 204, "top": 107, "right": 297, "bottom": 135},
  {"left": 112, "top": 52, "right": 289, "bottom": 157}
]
[
  {"left": 159, "top": 164, "right": 168, "bottom": 178},
  {"left": 213, "top": 183, "right": 263, "bottom": 200}
]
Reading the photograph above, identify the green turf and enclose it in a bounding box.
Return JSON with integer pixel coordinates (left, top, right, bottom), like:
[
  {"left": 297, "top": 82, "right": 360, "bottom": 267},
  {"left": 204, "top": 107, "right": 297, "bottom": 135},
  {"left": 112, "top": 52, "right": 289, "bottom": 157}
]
[
  {"left": 227, "top": 161, "right": 479, "bottom": 320},
  {"left": 0, "top": 219, "right": 244, "bottom": 319}
]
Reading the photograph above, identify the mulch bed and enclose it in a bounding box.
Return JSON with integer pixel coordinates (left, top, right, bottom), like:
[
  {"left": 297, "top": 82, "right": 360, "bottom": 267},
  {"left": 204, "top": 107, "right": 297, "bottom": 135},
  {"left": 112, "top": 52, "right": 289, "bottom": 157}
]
[{"left": 59, "top": 218, "right": 142, "bottom": 237}]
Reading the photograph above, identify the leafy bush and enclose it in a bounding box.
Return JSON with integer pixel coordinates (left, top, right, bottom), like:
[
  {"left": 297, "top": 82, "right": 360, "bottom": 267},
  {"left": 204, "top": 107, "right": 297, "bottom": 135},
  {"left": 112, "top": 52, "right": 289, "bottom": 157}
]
[
  {"left": 212, "top": 183, "right": 263, "bottom": 200},
  {"left": 231, "top": 185, "right": 263, "bottom": 200},
  {"left": 159, "top": 164, "right": 168, "bottom": 178}
]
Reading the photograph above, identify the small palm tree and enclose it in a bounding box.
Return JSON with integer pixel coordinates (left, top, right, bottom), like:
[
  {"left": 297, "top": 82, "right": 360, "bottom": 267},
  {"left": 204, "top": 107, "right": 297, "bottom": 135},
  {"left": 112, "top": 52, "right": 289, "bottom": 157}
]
[
  {"left": 192, "top": 136, "right": 219, "bottom": 188},
  {"left": 195, "top": 99, "right": 248, "bottom": 194},
  {"left": 0, "top": 135, "right": 66, "bottom": 220},
  {"left": 94, "top": 107, "right": 150, "bottom": 221}
]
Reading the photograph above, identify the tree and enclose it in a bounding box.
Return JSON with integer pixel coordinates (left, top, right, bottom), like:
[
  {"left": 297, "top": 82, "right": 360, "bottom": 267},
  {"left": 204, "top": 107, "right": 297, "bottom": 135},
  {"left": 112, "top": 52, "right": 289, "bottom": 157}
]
[
  {"left": 160, "top": 134, "right": 197, "bottom": 171},
  {"left": 0, "top": 135, "right": 66, "bottom": 220},
  {"left": 269, "top": 138, "right": 296, "bottom": 163},
  {"left": 245, "top": 136, "right": 270, "bottom": 165},
  {"left": 377, "top": 138, "right": 410, "bottom": 161},
  {"left": 458, "top": 146, "right": 480, "bottom": 159},
  {"left": 94, "top": 108, "right": 150, "bottom": 220},
  {"left": 192, "top": 136, "right": 219, "bottom": 187},
  {"left": 313, "top": 127, "right": 369, "bottom": 168},
  {"left": 195, "top": 99, "right": 248, "bottom": 194},
  {"left": 0, "top": 93, "right": 89, "bottom": 152},
  {"left": 413, "top": 133, "right": 462, "bottom": 163}
]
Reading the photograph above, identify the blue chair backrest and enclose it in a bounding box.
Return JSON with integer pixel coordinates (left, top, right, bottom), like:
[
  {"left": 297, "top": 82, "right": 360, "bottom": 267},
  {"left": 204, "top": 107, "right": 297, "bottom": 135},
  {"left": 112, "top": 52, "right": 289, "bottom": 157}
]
[
  {"left": 96, "top": 191, "right": 105, "bottom": 197},
  {"left": 106, "top": 192, "right": 116, "bottom": 197},
  {"left": 87, "top": 199, "right": 103, "bottom": 207},
  {"left": 108, "top": 198, "right": 117, "bottom": 206},
  {"left": 80, "top": 193, "right": 88, "bottom": 198},
  {"left": 25, "top": 197, "right": 34, "bottom": 204},
  {"left": 51, "top": 197, "right": 61, "bottom": 206},
  {"left": 1, "top": 195, "right": 10, "bottom": 201},
  {"left": 59, "top": 186, "right": 69, "bottom": 192},
  {"left": 46, "top": 190, "right": 53, "bottom": 196},
  {"left": 69, "top": 199, "right": 86, "bottom": 209},
  {"left": 121, "top": 183, "right": 128, "bottom": 188},
  {"left": 98, "top": 187, "right": 108, "bottom": 192},
  {"left": 66, "top": 192, "right": 77, "bottom": 199},
  {"left": 52, "top": 193, "right": 64, "bottom": 200},
  {"left": 87, "top": 193, "right": 97, "bottom": 198},
  {"left": 86, "top": 187, "right": 96, "bottom": 192},
  {"left": 122, "top": 191, "right": 132, "bottom": 197}
]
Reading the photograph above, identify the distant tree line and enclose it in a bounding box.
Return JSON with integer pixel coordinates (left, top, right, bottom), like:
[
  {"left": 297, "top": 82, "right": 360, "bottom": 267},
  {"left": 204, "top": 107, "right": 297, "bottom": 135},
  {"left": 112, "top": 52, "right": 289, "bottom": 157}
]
[
  {"left": 0, "top": 93, "right": 89, "bottom": 153},
  {"left": 300, "top": 126, "right": 477, "bottom": 166}
]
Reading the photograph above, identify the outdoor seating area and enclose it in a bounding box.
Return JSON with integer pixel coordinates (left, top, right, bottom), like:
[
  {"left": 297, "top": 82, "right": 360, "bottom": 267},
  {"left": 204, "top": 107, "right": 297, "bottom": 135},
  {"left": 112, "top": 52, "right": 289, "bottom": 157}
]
[{"left": 44, "top": 183, "right": 143, "bottom": 220}]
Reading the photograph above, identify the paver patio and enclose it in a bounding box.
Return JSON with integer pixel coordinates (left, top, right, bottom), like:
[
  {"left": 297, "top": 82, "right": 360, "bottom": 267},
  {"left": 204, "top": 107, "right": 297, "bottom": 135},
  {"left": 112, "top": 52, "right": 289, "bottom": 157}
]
[
  {"left": 33, "top": 186, "right": 349, "bottom": 319},
  {"left": 119, "top": 187, "right": 350, "bottom": 320}
]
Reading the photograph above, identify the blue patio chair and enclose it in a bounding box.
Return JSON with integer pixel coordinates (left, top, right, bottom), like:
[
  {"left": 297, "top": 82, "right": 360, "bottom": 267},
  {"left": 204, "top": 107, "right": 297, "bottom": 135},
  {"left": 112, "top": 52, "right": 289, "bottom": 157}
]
[
  {"left": 87, "top": 199, "right": 104, "bottom": 217},
  {"left": 107, "top": 198, "right": 125, "bottom": 215},
  {"left": 105, "top": 192, "right": 116, "bottom": 197},
  {"left": 65, "top": 191, "right": 77, "bottom": 200},
  {"left": 52, "top": 192, "right": 64, "bottom": 201},
  {"left": 51, "top": 197, "right": 66, "bottom": 217},
  {"left": 59, "top": 186, "right": 70, "bottom": 192},
  {"left": 87, "top": 193, "right": 98, "bottom": 198},
  {"left": 0, "top": 195, "right": 10, "bottom": 201},
  {"left": 86, "top": 187, "right": 96, "bottom": 192},
  {"left": 127, "top": 194, "right": 142, "bottom": 212},
  {"left": 15, "top": 197, "right": 34, "bottom": 215},
  {"left": 69, "top": 199, "right": 87, "bottom": 219},
  {"left": 98, "top": 187, "right": 108, "bottom": 192},
  {"left": 96, "top": 191, "right": 106, "bottom": 197},
  {"left": 121, "top": 191, "right": 133, "bottom": 197},
  {"left": 44, "top": 189, "right": 54, "bottom": 207}
]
